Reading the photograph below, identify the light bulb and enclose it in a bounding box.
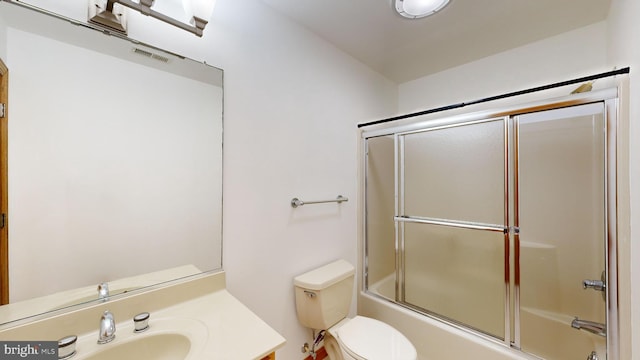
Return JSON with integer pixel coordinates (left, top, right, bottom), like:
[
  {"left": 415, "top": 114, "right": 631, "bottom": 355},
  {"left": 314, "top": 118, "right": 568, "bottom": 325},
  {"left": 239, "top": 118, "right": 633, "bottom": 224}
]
[{"left": 182, "top": 0, "right": 216, "bottom": 21}]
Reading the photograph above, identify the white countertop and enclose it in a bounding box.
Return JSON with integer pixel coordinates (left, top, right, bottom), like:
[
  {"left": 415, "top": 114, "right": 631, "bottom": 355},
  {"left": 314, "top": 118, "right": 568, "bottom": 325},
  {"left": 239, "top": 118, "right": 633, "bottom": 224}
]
[
  {"left": 149, "top": 288, "right": 286, "bottom": 359},
  {"left": 0, "top": 271, "right": 286, "bottom": 360},
  {"left": 0, "top": 265, "right": 202, "bottom": 325}
]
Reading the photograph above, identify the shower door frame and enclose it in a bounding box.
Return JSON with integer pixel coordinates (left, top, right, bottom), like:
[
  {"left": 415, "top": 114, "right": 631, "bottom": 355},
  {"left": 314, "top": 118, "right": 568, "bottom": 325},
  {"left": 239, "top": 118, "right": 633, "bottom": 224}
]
[{"left": 362, "top": 87, "right": 620, "bottom": 359}]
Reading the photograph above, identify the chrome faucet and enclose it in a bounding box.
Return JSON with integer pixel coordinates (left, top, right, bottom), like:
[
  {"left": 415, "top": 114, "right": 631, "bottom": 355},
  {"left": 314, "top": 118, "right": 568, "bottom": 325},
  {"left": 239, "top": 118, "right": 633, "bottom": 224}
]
[
  {"left": 97, "top": 282, "right": 109, "bottom": 301},
  {"left": 98, "top": 310, "right": 116, "bottom": 344},
  {"left": 571, "top": 317, "right": 606, "bottom": 337}
]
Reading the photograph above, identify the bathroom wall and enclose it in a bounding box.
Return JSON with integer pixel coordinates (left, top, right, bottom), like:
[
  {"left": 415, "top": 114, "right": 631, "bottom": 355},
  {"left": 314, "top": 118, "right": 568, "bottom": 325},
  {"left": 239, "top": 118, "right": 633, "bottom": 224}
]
[
  {"left": 398, "top": 21, "right": 608, "bottom": 115},
  {"left": 211, "top": 3, "right": 396, "bottom": 359},
  {"left": 217, "top": 3, "right": 634, "bottom": 358},
  {"left": 607, "top": 1, "right": 640, "bottom": 358},
  {"left": 3, "top": 0, "right": 398, "bottom": 358},
  {"left": 0, "top": 13, "right": 6, "bottom": 60}
]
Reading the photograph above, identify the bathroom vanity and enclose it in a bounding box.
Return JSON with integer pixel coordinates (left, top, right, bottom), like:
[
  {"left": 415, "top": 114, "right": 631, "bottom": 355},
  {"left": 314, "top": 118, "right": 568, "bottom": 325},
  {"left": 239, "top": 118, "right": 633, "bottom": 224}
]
[
  {"left": 0, "top": 2, "right": 286, "bottom": 358},
  {"left": 0, "top": 271, "right": 286, "bottom": 359}
]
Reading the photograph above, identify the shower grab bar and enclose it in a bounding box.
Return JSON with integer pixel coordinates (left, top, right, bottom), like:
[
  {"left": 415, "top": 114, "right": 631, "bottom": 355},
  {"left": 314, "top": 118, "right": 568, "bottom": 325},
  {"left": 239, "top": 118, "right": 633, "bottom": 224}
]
[
  {"left": 394, "top": 216, "right": 507, "bottom": 233},
  {"left": 291, "top": 195, "right": 348, "bottom": 208}
]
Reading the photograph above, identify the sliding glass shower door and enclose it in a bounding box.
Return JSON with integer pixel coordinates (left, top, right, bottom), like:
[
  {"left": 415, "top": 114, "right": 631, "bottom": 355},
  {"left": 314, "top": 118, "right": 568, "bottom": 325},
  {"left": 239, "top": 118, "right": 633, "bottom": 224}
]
[
  {"left": 364, "top": 99, "right": 616, "bottom": 360},
  {"left": 517, "top": 104, "right": 607, "bottom": 359},
  {"left": 397, "top": 119, "right": 508, "bottom": 340}
]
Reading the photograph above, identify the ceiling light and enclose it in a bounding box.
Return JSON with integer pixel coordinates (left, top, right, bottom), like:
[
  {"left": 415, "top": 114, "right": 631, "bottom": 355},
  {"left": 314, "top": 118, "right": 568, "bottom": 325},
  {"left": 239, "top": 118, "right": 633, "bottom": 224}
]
[
  {"left": 183, "top": 0, "right": 217, "bottom": 27},
  {"left": 394, "top": 0, "right": 450, "bottom": 19}
]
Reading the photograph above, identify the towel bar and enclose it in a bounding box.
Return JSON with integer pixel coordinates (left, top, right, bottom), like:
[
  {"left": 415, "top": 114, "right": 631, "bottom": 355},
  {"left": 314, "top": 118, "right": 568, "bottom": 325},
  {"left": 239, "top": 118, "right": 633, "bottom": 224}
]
[{"left": 291, "top": 195, "right": 348, "bottom": 208}]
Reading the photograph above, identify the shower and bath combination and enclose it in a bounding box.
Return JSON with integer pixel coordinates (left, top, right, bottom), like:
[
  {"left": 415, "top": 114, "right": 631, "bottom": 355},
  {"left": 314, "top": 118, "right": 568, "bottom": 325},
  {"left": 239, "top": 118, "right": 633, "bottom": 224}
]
[{"left": 361, "top": 87, "right": 621, "bottom": 360}]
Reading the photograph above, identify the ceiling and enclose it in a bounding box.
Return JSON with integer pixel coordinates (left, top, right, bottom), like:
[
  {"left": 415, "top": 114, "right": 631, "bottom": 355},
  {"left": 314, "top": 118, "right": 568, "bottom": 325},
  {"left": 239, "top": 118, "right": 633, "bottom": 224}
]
[{"left": 260, "top": 0, "right": 611, "bottom": 83}]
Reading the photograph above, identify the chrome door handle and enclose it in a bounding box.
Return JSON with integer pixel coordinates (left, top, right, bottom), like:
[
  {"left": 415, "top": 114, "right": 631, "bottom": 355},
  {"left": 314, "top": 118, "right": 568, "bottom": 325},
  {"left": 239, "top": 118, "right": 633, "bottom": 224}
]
[
  {"left": 582, "top": 271, "right": 606, "bottom": 301},
  {"left": 583, "top": 270, "right": 606, "bottom": 291},
  {"left": 583, "top": 279, "right": 605, "bottom": 291}
]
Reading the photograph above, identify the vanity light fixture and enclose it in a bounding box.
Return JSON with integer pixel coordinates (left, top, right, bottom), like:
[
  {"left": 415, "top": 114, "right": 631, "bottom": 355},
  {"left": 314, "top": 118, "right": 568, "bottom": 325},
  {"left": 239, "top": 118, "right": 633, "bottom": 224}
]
[
  {"left": 89, "top": 0, "right": 216, "bottom": 37},
  {"left": 394, "top": 0, "right": 450, "bottom": 19}
]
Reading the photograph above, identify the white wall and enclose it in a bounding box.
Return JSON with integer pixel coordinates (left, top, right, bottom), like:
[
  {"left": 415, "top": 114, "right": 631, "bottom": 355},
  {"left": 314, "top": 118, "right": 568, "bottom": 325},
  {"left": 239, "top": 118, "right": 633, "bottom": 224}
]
[
  {"left": 4, "top": 0, "right": 398, "bottom": 358},
  {"left": 607, "top": 0, "right": 640, "bottom": 358},
  {"left": 211, "top": 2, "right": 397, "bottom": 358},
  {"left": 398, "top": 21, "right": 608, "bottom": 115},
  {"left": 0, "top": 12, "right": 6, "bottom": 60}
]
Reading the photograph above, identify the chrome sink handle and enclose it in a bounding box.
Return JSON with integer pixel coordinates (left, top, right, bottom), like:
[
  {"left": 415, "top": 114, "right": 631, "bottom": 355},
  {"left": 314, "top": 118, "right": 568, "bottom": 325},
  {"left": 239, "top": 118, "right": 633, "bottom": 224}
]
[
  {"left": 58, "top": 335, "right": 77, "bottom": 359},
  {"left": 98, "top": 310, "right": 116, "bottom": 344},
  {"left": 133, "top": 312, "right": 150, "bottom": 333}
]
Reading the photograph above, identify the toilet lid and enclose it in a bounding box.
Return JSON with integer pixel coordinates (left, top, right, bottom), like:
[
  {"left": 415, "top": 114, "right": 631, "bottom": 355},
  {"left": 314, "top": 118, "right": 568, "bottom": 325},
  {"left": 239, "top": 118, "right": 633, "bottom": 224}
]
[{"left": 337, "top": 316, "right": 417, "bottom": 360}]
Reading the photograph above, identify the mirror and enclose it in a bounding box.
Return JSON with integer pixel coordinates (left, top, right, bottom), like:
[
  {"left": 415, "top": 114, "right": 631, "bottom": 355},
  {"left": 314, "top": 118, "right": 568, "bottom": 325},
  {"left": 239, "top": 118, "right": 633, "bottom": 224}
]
[{"left": 0, "top": 1, "right": 223, "bottom": 325}]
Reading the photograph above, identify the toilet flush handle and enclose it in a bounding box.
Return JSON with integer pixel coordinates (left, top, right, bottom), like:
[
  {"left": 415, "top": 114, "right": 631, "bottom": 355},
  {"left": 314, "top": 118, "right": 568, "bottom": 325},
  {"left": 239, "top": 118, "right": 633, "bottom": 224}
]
[{"left": 304, "top": 290, "right": 316, "bottom": 298}]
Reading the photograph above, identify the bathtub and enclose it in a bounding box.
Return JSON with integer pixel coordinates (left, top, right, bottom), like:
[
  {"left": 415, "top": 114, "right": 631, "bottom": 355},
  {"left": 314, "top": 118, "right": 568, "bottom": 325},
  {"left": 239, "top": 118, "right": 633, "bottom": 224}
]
[
  {"left": 364, "top": 274, "right": 606, "bottom": 360},
  {"left": 520, "top": 306, "right": 606, "bottom": 359}
]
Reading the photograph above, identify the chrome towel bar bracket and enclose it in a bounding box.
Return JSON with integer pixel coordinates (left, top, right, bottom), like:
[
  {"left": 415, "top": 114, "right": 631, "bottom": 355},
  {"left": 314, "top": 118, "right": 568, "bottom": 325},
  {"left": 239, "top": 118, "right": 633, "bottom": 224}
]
[{"left": 291, "top": 195, "right": 348, "bottom": 208}]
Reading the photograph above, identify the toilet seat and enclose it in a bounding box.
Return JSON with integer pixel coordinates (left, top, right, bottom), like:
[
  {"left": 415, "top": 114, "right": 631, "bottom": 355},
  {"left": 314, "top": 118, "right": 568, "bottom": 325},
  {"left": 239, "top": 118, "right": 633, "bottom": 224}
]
[
  {"left": 335, "top": 316, "right": 417, "bottom": 360},
  {"left": 323, "top": 334, "right": 344, "bottom": 360}
]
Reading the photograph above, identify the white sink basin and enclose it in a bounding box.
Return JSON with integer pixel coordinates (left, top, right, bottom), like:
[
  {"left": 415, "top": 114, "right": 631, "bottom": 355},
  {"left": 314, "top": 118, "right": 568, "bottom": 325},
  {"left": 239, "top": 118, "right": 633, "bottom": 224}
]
[
  {"left": 75, "top": 317, "right": 208, "bottom": 360},
  {"left": 83, "top": 333, "right": 191, "bottom": 360}
]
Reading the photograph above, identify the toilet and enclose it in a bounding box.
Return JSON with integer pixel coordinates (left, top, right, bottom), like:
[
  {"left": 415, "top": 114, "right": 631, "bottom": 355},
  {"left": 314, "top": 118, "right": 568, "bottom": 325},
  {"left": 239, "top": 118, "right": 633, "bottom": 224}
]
[{"left": 294, "top": 259, "right": 417, "bottom": 360}]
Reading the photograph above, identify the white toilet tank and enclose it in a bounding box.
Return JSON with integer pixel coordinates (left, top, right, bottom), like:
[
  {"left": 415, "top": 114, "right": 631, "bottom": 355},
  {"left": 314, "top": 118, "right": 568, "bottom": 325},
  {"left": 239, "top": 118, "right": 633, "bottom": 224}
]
[{"left": 294, "top": 259, "right": 355, "bottom": 330}]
